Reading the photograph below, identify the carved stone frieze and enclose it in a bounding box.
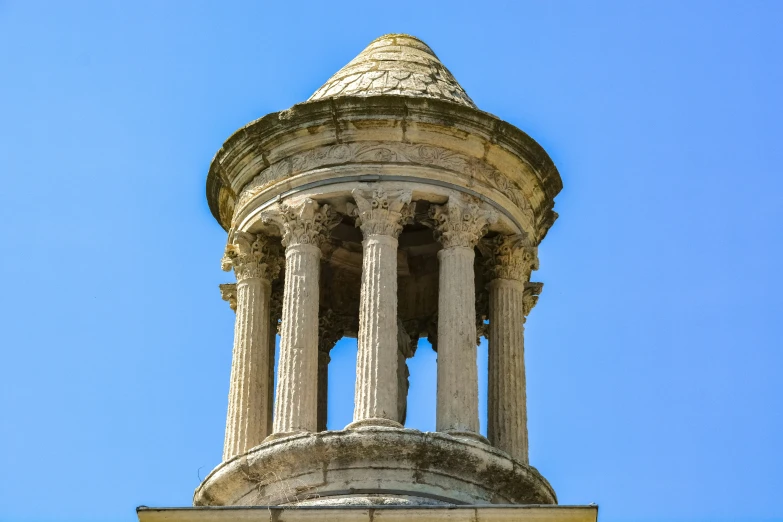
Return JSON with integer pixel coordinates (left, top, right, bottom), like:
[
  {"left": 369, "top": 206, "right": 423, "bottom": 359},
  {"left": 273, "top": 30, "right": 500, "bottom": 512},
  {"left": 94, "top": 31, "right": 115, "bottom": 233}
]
[
  {"left": 482, "top": 234, "right": 539, "bottom": 283},
  {"left": 236, "top": 142, "right": 536, "bottom": 226},
  {"left": 429, "top": 196, "right": 498, "bottom": 249},
  {"left": 261, "top": 198, "right": 341, "bottom": 248},
  {"left": 348, "top": 188, "right": 413, "bottom": 238},
  {"left": 219, "top": 283, "right": 237, "bottom": 312}
]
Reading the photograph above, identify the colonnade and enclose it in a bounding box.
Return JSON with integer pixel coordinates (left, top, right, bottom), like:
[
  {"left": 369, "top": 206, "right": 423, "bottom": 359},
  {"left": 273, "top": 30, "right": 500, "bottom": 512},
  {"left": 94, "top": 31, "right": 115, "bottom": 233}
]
[{"left": 219, "top": 189, "right": 541, "bottom": 465}]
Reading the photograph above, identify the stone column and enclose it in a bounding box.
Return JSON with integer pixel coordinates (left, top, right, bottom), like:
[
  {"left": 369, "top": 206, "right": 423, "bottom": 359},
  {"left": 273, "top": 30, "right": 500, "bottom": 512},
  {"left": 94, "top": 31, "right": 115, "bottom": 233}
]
[
  {"left": 485, "top": 234, "right": 539, "bottom": 464},
  {"left": 267, "top": 282, "right": 284, "bottom": 435},
  {"left": 262, "top": 199, "right": 338, "bottom": 437},
  {"left": 430, "top": 196, "right": 496, "bottom": 438},
  {"left": 317, "top": 350, "right": 331, "bottom": 431},
  {"left": 346, "top": 189, "right": 412, "bottom": 429},
  {"left": 220, "top": 232, "right": 281, "bottom": 461},
  {"left": 396, "top": 319, "right": 415, "bottom": 425}
]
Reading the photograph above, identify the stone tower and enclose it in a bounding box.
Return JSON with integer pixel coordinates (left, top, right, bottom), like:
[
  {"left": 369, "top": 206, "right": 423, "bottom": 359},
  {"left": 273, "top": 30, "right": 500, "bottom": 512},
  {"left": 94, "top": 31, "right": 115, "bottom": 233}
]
[{"left": 138, "top": 35, "right": 597, "bottom": 522}]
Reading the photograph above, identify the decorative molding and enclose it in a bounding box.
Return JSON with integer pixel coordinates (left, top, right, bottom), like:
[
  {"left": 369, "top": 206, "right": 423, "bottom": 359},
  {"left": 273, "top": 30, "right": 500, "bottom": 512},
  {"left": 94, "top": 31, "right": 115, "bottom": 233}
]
[
  {"left": 429, "top": 196, "right": 497, "bottom": 249},
  {"left": 261, "top": 198, "right": 340, "bottom": 248},
  {"left": 236, "top": 142, "right": 535, "bottom": 225},
  {"left": 348, "top": 188, "right": 413, "bottom": 238}
]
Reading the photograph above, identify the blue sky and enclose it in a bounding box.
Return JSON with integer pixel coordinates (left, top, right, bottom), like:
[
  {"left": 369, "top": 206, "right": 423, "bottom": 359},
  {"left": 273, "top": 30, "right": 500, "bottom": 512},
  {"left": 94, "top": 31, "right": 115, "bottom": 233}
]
[{"left": 1, "top": 1, "right": 781, "bottom": 521}]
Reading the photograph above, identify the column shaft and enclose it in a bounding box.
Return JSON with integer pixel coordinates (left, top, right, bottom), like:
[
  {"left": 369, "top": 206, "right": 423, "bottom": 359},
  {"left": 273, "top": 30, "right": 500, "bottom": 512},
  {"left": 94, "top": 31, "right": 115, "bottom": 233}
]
[
  {"left": 396, "top": 320, "right": 414, "bottom": 425},
  {"left": 266, "top": 319, "right": 276, "bottom": 436},
  {"left": 351, "top": 235, "right": 401, "bottom": 427},
  {"left": 223, "top": 277, "right": 271, "bottom": 460},
  {"left": 487, "top": 278, "right": 528, "bottom": 464},
  {"left": 317, "top": 350, "right": 330, "bottom": 431},
  {"left": 436, "top": 246, "right": 480, "bottom": 434},
  {"left": 272, "top": 243, "right": 321, "bottom": 434},
  {"left": 396, "top": 348, "right": 409, "bottom": 425}
]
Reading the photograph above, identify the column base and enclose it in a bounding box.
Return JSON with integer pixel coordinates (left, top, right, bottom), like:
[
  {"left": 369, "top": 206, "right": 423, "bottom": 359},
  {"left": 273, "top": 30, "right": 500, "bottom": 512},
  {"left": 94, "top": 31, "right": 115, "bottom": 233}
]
[
  {"left": 443, "top": 430, "right": 490, "bottom": 444},
  {"left": 345, "top": 418, "right": 404, "bottom": 430},
  {"left": 263, "top": 430, "right": 310, "bottom": 442}
]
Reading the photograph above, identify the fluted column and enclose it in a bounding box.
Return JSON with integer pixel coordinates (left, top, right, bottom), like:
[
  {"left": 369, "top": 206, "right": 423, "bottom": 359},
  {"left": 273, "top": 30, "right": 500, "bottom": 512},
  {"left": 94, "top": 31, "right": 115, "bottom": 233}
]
[
  {"left": 262, "top": 199, "right": 338, "bottom": 437},
  {"left": 431, "top": 196, "right": 496, "bottom": 438},
  {"left": 347, "top": 189, "right": 412, "bottom": 429},
  {"left": 267, "top": 283, "right": 283, "bottom": 435},
  {"left": 396, "top": 319, "right": 415, "bottom": 425},
  {"left": 220, "top": 232, "right": 281, "bottom": 461},
  {"left": 485, "top": 234, "right": 539, "bottom": 464}
]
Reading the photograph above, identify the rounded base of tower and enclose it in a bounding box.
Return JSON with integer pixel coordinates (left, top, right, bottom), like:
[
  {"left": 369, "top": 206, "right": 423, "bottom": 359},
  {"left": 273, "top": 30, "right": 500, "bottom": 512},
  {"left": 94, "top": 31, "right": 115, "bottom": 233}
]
[{"left": 194, "top": 427, "right": 556, "bottom": 507}]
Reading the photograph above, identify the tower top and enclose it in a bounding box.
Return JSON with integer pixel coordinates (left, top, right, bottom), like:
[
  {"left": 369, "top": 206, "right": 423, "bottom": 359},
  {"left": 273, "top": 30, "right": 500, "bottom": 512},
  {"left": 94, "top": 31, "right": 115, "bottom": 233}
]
[{"left": 309, "top": 34, "right": 476, "bottom": 108}]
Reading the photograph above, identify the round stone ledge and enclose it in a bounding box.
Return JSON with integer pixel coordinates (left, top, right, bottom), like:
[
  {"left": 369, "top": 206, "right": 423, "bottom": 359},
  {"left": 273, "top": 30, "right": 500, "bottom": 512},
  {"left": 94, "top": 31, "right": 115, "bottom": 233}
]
[{"left": 193, "top": 428, "right": 556, "bottom": 508}]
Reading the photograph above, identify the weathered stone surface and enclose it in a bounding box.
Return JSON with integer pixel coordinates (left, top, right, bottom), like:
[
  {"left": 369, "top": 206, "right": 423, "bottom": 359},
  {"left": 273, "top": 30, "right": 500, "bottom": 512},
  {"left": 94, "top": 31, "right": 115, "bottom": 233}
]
[
  {"left": 188, "top": 33, "right": 575, "bottom": 515},
  {"left": 484, "top": 235, "right": 540, "bottom": 464},
  {"left": 218, "top": 283, "right": 237, "bottom": 311},
  {"left": 262, "top": 199, "right": 338, "bottom": 436},
  {"left": 431, "top": 196, "right": 496, "bottom": 438},
  {"left": 348, "top": 188, "right": 412, "bottom": 428},
  {"left": 396, "top": 319, "right": 414, "bottom": 425},
  {"left": 220, "top": 232, "right": 281, "bottom": 460},
  {"left": 206, "top": 96, "right": 561, "bottom": 241},
  {"left": 487, "top": 278, "right": 528, "bottom": 464},
  {"left": 139, "top": 505, "right": 597, "bottom": 522},
  {"left": 309, "top": 34, "right": 476, "bottom": 108},
  {"left": 193, "top": 429, "right": 557, "bottom": 507}
]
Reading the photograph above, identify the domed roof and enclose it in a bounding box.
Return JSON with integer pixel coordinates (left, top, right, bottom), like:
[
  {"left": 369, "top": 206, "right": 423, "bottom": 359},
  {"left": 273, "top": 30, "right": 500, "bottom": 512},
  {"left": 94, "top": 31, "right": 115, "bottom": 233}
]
[{"left": 308, "top": 34, "right": 476, "bottom": 108}]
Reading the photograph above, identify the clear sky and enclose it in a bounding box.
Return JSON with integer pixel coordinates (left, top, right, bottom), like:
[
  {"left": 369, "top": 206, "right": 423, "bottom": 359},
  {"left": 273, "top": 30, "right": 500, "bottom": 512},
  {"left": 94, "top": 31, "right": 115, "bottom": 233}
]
[{"left": 1, "top": 1, "right": 781, "bottom": 521}]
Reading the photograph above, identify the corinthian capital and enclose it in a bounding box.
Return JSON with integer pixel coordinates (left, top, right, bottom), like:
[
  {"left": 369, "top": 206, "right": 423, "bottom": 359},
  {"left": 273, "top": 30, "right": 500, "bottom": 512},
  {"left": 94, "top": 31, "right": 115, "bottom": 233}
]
[
  {"left": 219, "top": 283, "right": 237, "bottom": 311},
  {"left": 318, "top": 308, "right": 352, "bottom": 353},
  {"left": 429, "top": 196, "right": 498, "bottom": 249},
  {"left": 221, "top": 231, "right": 277, "bottom": 281},
  {"left": 347, "top": 188, "right": 413, "bottom": 238},
  {"left": 483, "top": 234, "right": 539, "bottom": 282},
  {"left": 523, "top": 281, "right": 544, "bottom": 317},
  {"left": 261, "top": 198, "right": 340, "bottom": 248}
]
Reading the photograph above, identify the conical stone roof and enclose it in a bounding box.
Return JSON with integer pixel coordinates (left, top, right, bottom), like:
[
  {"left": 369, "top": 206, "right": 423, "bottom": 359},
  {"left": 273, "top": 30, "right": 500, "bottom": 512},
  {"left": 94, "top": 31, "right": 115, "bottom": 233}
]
[{"left": 308, "top": 34, "right": 476, "bottom": 108}]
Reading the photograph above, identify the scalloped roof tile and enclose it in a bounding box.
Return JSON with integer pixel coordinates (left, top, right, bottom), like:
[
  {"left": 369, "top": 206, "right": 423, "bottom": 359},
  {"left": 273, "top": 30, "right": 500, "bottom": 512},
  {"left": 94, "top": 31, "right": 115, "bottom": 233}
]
[{"left": 308, "top": 34, "right": 476, "bottom": 108}]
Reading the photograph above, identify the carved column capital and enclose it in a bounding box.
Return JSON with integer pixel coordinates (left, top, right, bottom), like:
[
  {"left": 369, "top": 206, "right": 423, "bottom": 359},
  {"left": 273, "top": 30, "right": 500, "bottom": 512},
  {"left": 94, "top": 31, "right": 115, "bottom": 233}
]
[
  {"left": 482, "top": 234, "right": 538, "bottom": 283},
  {"left": 348, "top": 188, "right": 413, "bottom": 238},
  {"left": 475, "top": 286, "right": 489, "bottom": 344},
  {"left": 430, "top": 196, "right": 497, "bottom": 249},
  {"left": 219, "top": 283, "right": 237, "bottom": 312},
  {"left": 523, "top": 282, "right": 543, "bottom": 317},
  {"left": 262, "top": 198, "right": 340, "bottom": 248},
  {"left": 318, "top": 308, "right": 351, "bottom": 353},
  {"left": 221, "top": 231, "right": 282, "bottom": 282}
]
